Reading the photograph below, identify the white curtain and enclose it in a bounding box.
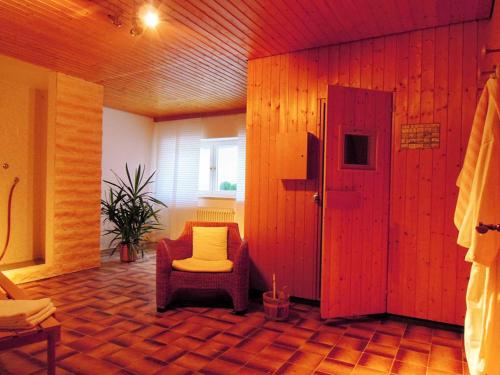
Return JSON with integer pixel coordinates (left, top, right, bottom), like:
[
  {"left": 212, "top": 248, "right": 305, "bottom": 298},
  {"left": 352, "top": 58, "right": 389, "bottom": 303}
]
[
  {"left": 153, "top": 123, "right": 201, "bottom": 239},
  {"left": 235, "top": 126, "right": 246, "bottom": 236},
  {"left": 152, "top": 115, "right": 246, "bottom": 240}
]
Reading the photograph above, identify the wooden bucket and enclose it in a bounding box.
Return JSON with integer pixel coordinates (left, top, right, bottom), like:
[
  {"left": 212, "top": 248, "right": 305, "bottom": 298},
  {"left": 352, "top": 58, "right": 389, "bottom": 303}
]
[{"left": 263, "top": 291, "right": 289, "bottom": 321}]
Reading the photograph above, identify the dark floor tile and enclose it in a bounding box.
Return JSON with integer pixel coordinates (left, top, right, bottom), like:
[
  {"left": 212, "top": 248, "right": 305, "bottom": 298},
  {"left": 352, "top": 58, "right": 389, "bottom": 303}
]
[
  {"left": 391, "top": 360, "right": 427, "bottom": 375},
  {"left": 345, "top": 327, "right": 374, "bottom": 340},
  {"left": 371, "top": 332, "right": 401, "bottom": 347},
  {"left": 364, "top": 342, "right": 398, "bottom": 359},
  {"left": 288, "top": 350, "right": 324, "bottom": 369},
  {"left": 317, "top": 358, "right": 355, "bottom": 375},
  {"left": 352, "top": 365, "right": 386, "bottom": 374},
  {"left": 201, "top": 357, "right": 242, "bottom": 374},
  {"left": 87, "top": 342, "right": 123, "bottom": 359},
  {"left": 357, "top": 352, "right": 392, "bottom": 372},
  {"left": 310, "top": 331, "right": 341, "bottom": 346},
  {"left": 126, "top": 355, "right": 166, "bottom": 374},
  {"left": 250, "top": 328, "right": 282, "bottom": 343},
  {"left": 149, "top": 344, "right": 186, "bottom": 363},
  {"left": 246, "top": 354, "right": 283, "bottom": 373},
  {"left": 260, "top": 343, "right": 296, "bottom": 362},
  {"left": 301, "top": 341, "right": 333, "bottom": 356},
  {"left": 275, "top": 333, "right": 308, "bottom": 350},
  {"left": 188, "top": 326, "right": 220, "bottom": 340},
  {"left": 130, "top": 338, "right": 165, "bottom": 355},
  {"left": 428, "top": 356, "right": 463, "bottom": 374},
  {"left": 67, "top": 336, "right": 106, "bottom": 352},
  {"left": 432, "top": 328, "right": 462, "bottom": 340},
  {"left": 327, "top": 347, "right": 362, "bottom": 365},
  {"left": 212, "top": 332, "right": 243, "bottom": 346},
  {"left": 154, "top": 363, "right": 194, "bottom": 375},
  {"left": 276, "top": 362, "right": 317, "bottom": 374},
  {"left": 431, "top": 344, "right": 462, "bottom": 361},
  {"left": 236, "top": 338, "right": 268, "bottom": 353},
  {"left": 225, "top": 323, "right": 259, "bottom": 337},
  {"left": 337, "top": 335, "right": 369, "bottom": 351},
  {"left": 172, "top": 335, "right": 205, "bottom": 351},
  {"left": 399, "top": 338, "right": 431, "bottom": 353},
  {"left": 173, "top": 352, "right": 212, "bottom": 371},
  {"left": 196, "top": 341, "right": 230, "bottom": 358},
  {"left": 432, "top": 336, "right": 463, "bottom": 349},
  {"left": 403, "top": 330, "right": 432, "bottom": 344},
  {"left": 59, "top": 353, "right": 121, "bottom": 375},
  {"left": 0, "top": 351, "right": 45, "bottom": 375},
  {"left": 219, "top": 347, "right": 255, "bottom": 365},
  {"left": 395, "top": 348, "right": 429, "bottom": 367},
  {"left": 240, "top": 365, "right": 274, "bottom": 374}
]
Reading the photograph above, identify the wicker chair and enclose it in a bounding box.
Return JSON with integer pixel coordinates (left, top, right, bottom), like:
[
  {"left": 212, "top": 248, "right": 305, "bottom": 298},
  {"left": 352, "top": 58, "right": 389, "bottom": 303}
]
[{"left": 156, "top": 221, "right": 249, "bottom": 313}]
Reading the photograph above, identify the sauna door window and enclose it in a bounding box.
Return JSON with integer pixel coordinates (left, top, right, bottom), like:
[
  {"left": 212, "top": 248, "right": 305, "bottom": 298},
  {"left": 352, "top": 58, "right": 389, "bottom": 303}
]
[{"left": 340, "top": 130, "right": 376, "bottom": 170}]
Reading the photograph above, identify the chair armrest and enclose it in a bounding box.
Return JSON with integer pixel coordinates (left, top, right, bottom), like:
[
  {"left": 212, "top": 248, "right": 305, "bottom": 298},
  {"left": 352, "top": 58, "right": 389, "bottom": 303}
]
[
  {"left": 157, "top": 239, "right": 192, "bottom": 261},
  {"left": 156, "top": 239, "right": 191, "bottom": 275},
  {"left": 233, "top": 240, "right": 249, "bottom": 276},
  {"left": 156, "top": 238, "right": 192, "bottom": 309}
]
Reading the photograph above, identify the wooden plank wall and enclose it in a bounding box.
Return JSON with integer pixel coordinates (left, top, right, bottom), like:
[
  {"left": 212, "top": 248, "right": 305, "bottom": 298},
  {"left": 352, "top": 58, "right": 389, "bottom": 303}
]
[
  {"left": 5, "top": 73, "right": 103, "bottom": 283},
  {"left": 245, "top": 21, "right": 481, "bottom": 324}
]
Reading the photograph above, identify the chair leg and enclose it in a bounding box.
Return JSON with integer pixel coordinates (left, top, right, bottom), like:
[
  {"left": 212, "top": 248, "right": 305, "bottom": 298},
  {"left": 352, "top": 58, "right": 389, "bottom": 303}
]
[
  {"left": 47, "top": 333, "right": 56, "bottom": 375},
  {"left": 230, "top": 290, "right": 248, "bottom": 314},
  {"left": 232, "top": 309, "right": 247, "bottom": 315}
]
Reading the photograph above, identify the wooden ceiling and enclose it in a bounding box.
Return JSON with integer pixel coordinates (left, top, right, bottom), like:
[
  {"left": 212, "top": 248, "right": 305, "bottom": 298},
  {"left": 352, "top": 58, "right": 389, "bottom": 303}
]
[{"left": 0, "top": 0, "right": 493, "bottom": 118}]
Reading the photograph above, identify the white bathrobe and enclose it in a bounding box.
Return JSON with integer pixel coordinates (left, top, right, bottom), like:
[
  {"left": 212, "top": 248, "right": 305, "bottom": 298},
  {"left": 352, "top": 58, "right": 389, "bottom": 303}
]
[{"left": 455, "top": 75, "right": 500, "bottom": 375}]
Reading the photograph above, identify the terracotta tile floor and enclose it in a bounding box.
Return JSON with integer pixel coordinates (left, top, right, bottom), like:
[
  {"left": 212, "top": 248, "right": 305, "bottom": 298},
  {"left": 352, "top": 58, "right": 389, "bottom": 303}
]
[{"left": 0, "top": 255, "right": 469, "bottom": 375}]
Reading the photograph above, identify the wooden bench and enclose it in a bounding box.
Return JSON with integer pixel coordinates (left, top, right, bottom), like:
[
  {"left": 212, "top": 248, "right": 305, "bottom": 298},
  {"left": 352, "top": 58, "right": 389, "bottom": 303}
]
[{"left": 0, "top": 272, "right": 60, "bottom": 375}]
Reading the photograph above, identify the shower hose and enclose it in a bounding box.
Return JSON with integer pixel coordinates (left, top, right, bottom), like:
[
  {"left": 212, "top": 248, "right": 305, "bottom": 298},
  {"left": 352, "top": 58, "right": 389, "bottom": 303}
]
[{"left": 0, "top": 177, "right": 19, "bottom": 262}]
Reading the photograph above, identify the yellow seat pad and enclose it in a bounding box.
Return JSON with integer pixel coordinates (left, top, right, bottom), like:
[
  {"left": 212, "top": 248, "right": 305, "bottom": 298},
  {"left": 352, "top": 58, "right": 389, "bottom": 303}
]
[{"left": 172, "top": 257, "right": 233, "bottom": 273}]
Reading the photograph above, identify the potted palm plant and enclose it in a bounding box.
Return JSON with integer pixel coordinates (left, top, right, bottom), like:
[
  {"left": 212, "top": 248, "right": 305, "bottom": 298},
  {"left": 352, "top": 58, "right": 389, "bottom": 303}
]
[{"left": 101, "top": 164, "right": 166, "bottom": 262}]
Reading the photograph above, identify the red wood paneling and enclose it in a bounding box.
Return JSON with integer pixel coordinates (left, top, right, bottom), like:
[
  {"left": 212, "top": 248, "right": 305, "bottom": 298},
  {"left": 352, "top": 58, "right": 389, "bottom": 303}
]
[
  {"left": 0, "top": 0, "right": 492, "bottom": 117},
  {"left": 246, "top": 21, "right": 481, "bottom": 324}
]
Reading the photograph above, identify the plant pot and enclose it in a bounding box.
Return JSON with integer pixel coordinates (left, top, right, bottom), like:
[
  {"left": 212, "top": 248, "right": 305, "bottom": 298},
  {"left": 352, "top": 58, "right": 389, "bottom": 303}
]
[
  {"left": 263, "top": 291, "right": 290, "bottom": 321},
  {"left": 119, "top": 244, "right": 137, "bottom": 263}
]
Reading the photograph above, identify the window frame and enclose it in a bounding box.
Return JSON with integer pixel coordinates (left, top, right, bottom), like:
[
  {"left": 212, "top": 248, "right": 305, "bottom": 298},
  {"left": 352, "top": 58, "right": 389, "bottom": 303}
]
[{"left": 198, "top": 137, "right": 238, "bottom": 199}]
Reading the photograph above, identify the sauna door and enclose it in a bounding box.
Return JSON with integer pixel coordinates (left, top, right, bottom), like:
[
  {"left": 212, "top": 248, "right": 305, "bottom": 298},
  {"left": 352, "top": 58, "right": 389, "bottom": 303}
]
[{"left": 321, "top": 86, "right": 392, "bottom": 318}]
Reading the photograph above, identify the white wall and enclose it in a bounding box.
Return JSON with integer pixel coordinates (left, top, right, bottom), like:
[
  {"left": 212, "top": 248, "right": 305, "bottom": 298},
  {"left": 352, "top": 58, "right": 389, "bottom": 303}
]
[{"left": 100, "top": 107, "right": 154, "bottom": 249}]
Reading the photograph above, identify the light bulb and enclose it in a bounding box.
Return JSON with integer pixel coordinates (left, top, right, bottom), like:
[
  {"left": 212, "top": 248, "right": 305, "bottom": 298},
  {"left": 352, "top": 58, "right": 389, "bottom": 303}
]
[{"left": 142, "top": 8, "right": 159, "bottom": 28}]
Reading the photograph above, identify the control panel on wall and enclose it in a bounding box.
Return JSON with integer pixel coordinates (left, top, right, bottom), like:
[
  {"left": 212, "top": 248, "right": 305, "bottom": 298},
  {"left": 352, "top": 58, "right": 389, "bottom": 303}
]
[{"left": 276, "top": 130, "right": 315, "bottom": 180}]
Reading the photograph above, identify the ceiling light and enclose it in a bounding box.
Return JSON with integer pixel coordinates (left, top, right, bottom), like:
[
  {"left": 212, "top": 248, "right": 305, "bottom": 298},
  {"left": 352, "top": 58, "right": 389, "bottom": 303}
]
[{"left": 141, "top": 6, "right": 159, "bottom": 28}]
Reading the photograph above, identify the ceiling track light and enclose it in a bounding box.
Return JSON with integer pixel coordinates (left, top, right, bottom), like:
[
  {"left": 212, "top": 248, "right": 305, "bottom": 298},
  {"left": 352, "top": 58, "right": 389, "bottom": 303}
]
[
  {"left": 126, "top": 2, "right": 161, "bottom": 36},
  {"left": 130, "top": 17, "right": 144, "bottom": 36},
  {"left": 107, "top": 12, "right": 123, "bottom": 28}
]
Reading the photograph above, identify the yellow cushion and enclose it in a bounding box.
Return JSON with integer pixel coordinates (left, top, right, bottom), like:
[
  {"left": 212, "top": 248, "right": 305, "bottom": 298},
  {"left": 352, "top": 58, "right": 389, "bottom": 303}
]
[
  {"left": 192, "top": 226, "right": 228, "bottom": 261},
  {"left": 172, "top": 257, "right": 233, "bottom": 273}
]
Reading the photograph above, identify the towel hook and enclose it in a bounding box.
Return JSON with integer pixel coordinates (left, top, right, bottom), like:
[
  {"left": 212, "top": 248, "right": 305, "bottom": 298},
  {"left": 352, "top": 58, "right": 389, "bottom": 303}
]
[
  {"left": 476, "top": 223, "right": 500, "bottom": 234},
  {"left": 481, "top": 46, "right": 500, "bottom": 58}
]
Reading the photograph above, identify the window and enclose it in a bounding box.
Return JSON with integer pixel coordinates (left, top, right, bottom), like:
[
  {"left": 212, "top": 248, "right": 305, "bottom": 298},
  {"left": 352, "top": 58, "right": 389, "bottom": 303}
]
[
  {"left": 198, "top": 138, "right": 238, "bottom": 197},
  {"left": 340, "top": 128, "right": 376, "bottom": 170},
  {"left": 344, "top": 134, "right": 369, "bottom": 165}
]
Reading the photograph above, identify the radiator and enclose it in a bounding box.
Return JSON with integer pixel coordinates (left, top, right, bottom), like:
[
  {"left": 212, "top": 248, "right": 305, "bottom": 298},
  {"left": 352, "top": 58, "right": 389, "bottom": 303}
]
[{"left": 196, "top": 207, "right": 235, "bottom": 222}]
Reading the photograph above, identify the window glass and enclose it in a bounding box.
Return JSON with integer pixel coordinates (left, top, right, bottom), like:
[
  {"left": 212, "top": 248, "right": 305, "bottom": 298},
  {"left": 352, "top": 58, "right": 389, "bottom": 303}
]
[
  {"left": 198, "top": 138, "right": 238, "bottom": 196},
  {"left": 217, "top": 145, "right": 238, "bottom": 191},
  {"left": 344, "top": 134, "right": 369, "bottom": 165}
]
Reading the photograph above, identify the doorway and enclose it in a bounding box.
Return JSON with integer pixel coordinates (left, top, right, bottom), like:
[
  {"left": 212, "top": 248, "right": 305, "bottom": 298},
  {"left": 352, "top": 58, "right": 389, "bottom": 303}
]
[{"left": 320, "top": 86, "right": 393, "bottom": 319}]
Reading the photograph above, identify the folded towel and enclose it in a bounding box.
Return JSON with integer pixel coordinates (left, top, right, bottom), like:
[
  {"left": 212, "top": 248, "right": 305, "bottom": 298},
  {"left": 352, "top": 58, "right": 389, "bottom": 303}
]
[
  {"left": 0, "top": 304, "right": 56, "bottom": 330},
  {"left": 0, "top": 302, "right": 55, "bottom": 325},
  {"left": 0, "top": 298, "right": 52, "bottom": 320}
]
